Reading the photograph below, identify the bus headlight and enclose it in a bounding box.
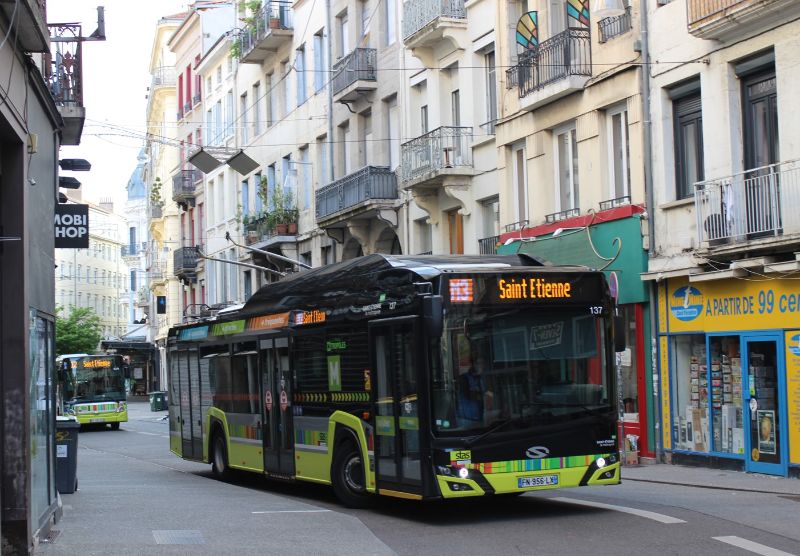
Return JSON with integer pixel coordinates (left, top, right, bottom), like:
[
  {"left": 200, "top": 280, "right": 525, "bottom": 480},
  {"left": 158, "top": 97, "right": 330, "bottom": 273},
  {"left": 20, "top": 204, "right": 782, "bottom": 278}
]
[
  {"left": 117, "top": 402, "right": 127, "bottom": 413},
  {"left": 458, "top": 467, "right": 470, "bottom": 479},
  {"left": 596, "top": 457, "right": 607, "bottom": 469}
]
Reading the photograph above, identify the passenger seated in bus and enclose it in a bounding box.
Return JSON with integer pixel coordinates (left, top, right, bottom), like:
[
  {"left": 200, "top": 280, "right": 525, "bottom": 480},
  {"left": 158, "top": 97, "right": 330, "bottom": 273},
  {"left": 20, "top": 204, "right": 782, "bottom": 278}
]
[{"left": 456, "top": 354, "right": 493, "bottom": 427}]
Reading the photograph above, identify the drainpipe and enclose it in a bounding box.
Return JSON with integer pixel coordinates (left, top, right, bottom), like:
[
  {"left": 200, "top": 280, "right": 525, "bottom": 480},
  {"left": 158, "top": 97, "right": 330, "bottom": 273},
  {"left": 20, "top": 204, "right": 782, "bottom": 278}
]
[
  {"left": 326, "top": 0, "right": 335, "bottom": 184},
  {"left": 639, "top": 0, "right": 663, "bottom": 462}
]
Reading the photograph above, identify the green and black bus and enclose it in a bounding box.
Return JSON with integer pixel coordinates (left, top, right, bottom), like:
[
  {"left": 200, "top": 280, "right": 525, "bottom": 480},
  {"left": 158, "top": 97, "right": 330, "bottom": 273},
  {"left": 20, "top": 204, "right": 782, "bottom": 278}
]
[{"left": 167, "top": 254, "right": 622, "bottom": 506}]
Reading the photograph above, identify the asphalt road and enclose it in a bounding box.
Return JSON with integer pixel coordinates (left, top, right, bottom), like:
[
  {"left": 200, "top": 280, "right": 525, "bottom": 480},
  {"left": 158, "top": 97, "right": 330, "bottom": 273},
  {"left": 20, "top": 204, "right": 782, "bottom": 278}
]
[{"left": 41, "top": 405, "right": 800, "bottom": 555}]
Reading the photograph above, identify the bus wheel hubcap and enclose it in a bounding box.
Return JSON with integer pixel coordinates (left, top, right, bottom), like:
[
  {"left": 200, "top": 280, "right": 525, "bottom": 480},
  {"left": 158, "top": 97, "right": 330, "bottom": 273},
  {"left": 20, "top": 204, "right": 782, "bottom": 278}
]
[{"left": 344, "top": 456, "right": 363, "bottom": 492}]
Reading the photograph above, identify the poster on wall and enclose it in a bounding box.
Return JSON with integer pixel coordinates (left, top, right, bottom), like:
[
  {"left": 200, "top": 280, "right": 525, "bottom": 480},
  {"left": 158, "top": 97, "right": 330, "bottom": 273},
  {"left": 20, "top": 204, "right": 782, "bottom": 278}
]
[
  {"left": 785, "top": 331, "right": 800, "bottom": 464},
  {"left": 757, "top": 410, "right": 776, "bottom": 455}
]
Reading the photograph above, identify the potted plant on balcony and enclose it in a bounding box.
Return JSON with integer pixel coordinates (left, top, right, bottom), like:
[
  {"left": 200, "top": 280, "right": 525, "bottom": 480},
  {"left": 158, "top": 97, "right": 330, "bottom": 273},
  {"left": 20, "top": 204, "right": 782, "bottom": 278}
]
[
  {"left": 149, "top": 177, "right": 165, "bottom": 216},
  {"left": 266, "top": 184, "right": 298, "bottom": 235}
]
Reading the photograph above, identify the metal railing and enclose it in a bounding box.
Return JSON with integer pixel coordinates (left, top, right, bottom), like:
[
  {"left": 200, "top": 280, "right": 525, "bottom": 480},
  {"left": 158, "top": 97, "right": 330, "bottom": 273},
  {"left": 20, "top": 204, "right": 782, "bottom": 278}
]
[
  {"left": 121, "top": 242, "right": 147, "bottom": 257},
  {"left": 687, "top": 0, "right": 753, "bottom": 27},
  {"left": 172, "top": 170, "right": 200, "bottom": 201},
  {"left": 478, "top": 236, "right": 499, "bottom": 255},
  {"left": 183, "top": 101, "right": 192, "bottom": 114},
  {"left": 46, "top": 23, "right": 84, "bottom": 107},
  {"left": 151, "top": 66, "right": 176, "bottom": 89},
  {"left": 694, "top": 160, "right": 800, "bottom": 245},
  {"left": 599, "top": 195, "right": 631, "bottom": 211},
  {"left": 545, "top": 207, "right": 580, "bottom": 223},
  {"left": 402, "top": 0, "right": 466, "bottom": 41},
  {"left": 239, "top": 0, "right": 293, "bottom": 59},
  {"left": 193, "top": 93, "right": 201, "bottom": 106},
  {"left": 510, "top": 28, "right": 592, "bottom": 98},
  {"left": 174, "top": 246, "right": 199, "bottom": 274},
  {"left": 148, "top": 263, "right": 165, "bottom": 281},
  {"left": 598, "top": 6, "right": 632, "bottom": 43},
  {"left": 148, "top": 204, "right": 163, "bottom": 219},
  {"left": 316, "top": 166, "right": 398, "bottom": 220},
  {"left": 400, "top": 126, "right": 473, "bottom": 182},
  {"left": 332, "top": 48, "right": 377, "bottom": 96}
]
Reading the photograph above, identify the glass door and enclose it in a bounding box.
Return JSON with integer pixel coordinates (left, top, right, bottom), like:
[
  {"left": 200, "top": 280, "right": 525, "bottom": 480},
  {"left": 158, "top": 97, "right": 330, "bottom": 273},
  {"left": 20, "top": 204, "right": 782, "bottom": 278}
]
[
  {"left": 261, "top": 336, "right": 294, "bottom": 477},
  {"left": 742, "top": 336, "right": 787, "bottom": 476},
  {"left": 370, "top": 318, "right": 423, "bottom": 495}
]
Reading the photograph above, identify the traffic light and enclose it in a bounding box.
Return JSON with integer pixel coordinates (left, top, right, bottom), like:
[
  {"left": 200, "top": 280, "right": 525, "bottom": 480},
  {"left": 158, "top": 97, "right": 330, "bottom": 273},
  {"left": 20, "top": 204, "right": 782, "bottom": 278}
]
[{"left": 156, "top": 296, "right": 166, "bottom": 314}]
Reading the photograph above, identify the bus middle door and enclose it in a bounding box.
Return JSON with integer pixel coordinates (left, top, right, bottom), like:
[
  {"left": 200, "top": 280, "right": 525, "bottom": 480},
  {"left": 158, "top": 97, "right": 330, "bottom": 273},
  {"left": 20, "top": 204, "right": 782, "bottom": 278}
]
[
  {"left": 370, "top": 317, "right": 423, "bottom": 498},
  {"left": 260, "top": 336, "right": 294, "bottom": 477}
]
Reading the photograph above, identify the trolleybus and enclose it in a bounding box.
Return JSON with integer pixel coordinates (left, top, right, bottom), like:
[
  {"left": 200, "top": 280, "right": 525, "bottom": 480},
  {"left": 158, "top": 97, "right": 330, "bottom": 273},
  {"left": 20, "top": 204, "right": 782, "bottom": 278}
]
[
  {"left": 58, "top": 354, "right": 129, "bottom": 429},
  {"left": 167, "top": 254, "right": 623, "bottom": 506}
]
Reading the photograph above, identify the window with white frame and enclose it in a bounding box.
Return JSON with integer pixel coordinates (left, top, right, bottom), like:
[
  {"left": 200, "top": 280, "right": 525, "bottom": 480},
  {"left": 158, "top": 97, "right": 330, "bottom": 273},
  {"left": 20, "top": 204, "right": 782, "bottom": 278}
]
[
  {"left": 384, "top": 0, "right": 396, "bottom": 45},
  {"left": 485, "top": 50, "right": 497, "bottom": 133},
  {"left": 337, "top": 11, "right": 349, "bottom": 58},
  {"left": 607, "top": 105, "right": 630, "bottom": 201},
  {"left": 282, "top": 61, "right": 292, "bottom": 116},
  {"left": 266, "top": 73, "right": 277, "bottom": 126},
  {"left": 451, "top": 89, "right": 461, "bottom": 127},
  {"left": 299, "top": 146, "right": 311, "bottom": 210},
  {"left": 214, "top": 99, "right": 223, "bottom": 142},
  {"left": 253, "top": 82, "right": 262, "bottom": 136},
  {"left": 313, "top": 31, "right": 325, "bottom": 93},
  {"left": 360, "top": 0, "right": 370, "bottom": 36},
  {"left": 512, "top": 142, "right": 528, "bottom": 224},
  {"left": 555, "top": 124, "right": 579, "bottom": 212},
  {"left": 240, "top": 92, "right": 249, "bottom": 144},
  {"left": 296, "top": 46, "right": 307, "bottom": 105},
  {"left": 385, "top": 95, "right": 399, "bottom": 170}
]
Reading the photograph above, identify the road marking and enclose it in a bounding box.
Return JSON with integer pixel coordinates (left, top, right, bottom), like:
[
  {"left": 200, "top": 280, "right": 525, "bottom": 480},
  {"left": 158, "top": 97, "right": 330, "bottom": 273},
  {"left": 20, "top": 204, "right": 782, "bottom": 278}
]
[
  {"left": 551, "top": 497, "right": 686, "bottom": 524},
  {"left": 252, "top": 510, "right": 332, "bottom": 514},
  {"left": 136, "top": 431, "right": 161, "bottom": 436},
  {"left": 713, "top": 536, "right": 797, "bottom": 556}
]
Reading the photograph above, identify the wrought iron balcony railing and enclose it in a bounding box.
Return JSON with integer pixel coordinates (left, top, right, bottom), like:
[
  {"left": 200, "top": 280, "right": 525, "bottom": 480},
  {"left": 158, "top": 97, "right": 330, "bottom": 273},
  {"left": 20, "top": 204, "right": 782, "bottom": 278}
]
[
  {"left": 598, "top": 6, "right": 632, "bottom": 43},
  {"left": 478, "top": 236, "right": 499, "bottom": 255},
  {"left": 400, "top": 126, "right": 473, "bottom": 183},
  {"left": 694, "top": 160, "right": 800, "bottom": 246},
  {"left": 121, "top": 242, "right": 147, "bottom": 257},
  {"left": 332, "top": 48, "right": 377, "bottom": 96},
  {"left": 46, "top": 24, "right": 83, "bottom": 107},
  {"left": 316, "top": 166, "right": 398, "bottom": 220},
  {"left": 183, "top": 101, "right": 192, "bottom": 114},
  {"left": 148, "top": 203, "right": 163, "bottom": 220},
  {"left": 545, "top": 207, "right": 580, "bottom": 223},
  {"left": 509, "top": 28, "right": 592, "bottom": 98},
  {"left": 599, "top": 195, "right": 631, "bottom": 211},
  {"left": 174, "top": 246, "right": 199, "bottom": 275},
  {"left": 151, "top": 66, "right": 176, "bottom": 90},
  {"left": 172, "top": 169, "right": 200, "bottom": 204},
  {"left": 238, "top": 0, "right": 293, "bottom": 61},
  {"left": 193, "top": 93, "right": 201, "bottom": 106},
  {"left": 402, "top": 0, "right": 467, "bottom": 42}
]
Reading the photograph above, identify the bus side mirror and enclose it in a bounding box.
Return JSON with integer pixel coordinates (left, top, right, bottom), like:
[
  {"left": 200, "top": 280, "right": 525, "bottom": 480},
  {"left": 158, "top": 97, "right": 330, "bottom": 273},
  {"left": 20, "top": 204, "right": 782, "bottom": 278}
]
[
  {"left": 423, "top": 295, "right": 443, "bottom": 339},
  {"left": 614, "top": 315, "right": 627, "bottom": 353},
  {"left": 59, "top": 360, "right": 70, "bottom": 382}
]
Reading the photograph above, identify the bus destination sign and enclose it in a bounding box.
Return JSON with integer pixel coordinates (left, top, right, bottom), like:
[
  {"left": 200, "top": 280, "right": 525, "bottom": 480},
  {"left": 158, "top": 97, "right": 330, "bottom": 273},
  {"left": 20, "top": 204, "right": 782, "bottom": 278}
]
[{"left": 448, "top": 274, "right": 602, "bottom": 305}]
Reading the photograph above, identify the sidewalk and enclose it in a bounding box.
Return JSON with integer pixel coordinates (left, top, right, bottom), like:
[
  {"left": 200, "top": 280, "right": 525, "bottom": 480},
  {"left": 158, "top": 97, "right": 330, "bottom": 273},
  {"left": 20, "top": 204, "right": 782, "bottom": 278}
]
[{"left": 622, "top": 462, "right": 800, "bottom": 496}]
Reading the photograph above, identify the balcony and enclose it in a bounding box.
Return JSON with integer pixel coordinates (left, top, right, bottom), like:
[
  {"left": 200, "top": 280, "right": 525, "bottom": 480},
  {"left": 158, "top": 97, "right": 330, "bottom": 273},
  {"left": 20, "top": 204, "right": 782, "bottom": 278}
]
[
  {"left": 172, "top": 169, "right": 200, "bottom": 209},
  {"left": 400, "top": 126, "right": 474, "bottom": 190},
  {"left": 506, "top": 28, "right": 592, "bottom": 112},
  {"left": 316, "top": 166, "right": 398, "bottom": 227},
  {"left": 121, "top": 242, "right": 147, "bottom": 258},
  {"left": 402, "top": 0, "right": 467, "bottom": 55},
  {"left": 687, "top": 0, "right": 797, "bottom": 41},
  {"left": 478, "top": 236, "right": 499, "bottom": 255},
  {"left": 183, "top": 101, "right": 192, "bottom": 115},
  {"left": 598, "top": 6, "right": 632, "bottom": 43},
  {"left": 238, "top": 0, "right": 293, "bottom": 64},
  {"left": 243, "top": 215, "right": 298, "bottom": 248},
  {"left": 332, "top": 48, "right": 377, "bottom": 102},
  {"left": 151, "top": 66, "right": 176, "bottom": 91},
  {"left": 148, "top": 203, "right": 163, "bottom": 220},
  {"left": 694, "top": 160, "right": 800, "bottom": 252},
  {"left": 45, "top": 23, "right": 86, "bottom": 145},
  {"left": 2, "top": 0, "right": 48, "bottom": 52},
  {"left": 174, "top": 246, "right": 199, "bottom": 283},
  {"left": 193, "top": 93, "right": 201, "bottom": 106}
]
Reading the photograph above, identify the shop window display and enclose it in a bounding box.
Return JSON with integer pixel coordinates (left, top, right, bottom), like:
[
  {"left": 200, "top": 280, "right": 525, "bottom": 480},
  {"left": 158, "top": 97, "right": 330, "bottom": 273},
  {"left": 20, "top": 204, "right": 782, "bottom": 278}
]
[{"left": 671, "top": 334, "right": 744, "bottom": 455}]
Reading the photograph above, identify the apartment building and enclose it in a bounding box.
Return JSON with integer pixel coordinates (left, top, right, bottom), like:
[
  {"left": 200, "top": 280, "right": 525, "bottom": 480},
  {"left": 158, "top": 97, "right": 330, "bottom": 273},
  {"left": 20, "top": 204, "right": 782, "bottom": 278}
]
[
  {"left": 399, "top": 0, "right": 501, "bottom": 256},
  {"left": 55, "top": 197, "right": 131, "bottom": 339},
  {"left": 643, "top": 0, "right": 800, "bottom": 477},
  {"left": 145, "top": 13, "right": 185, "bottom": 367},
  {"left": 495, "top": 1, "right": 655, "bottom": 459}
]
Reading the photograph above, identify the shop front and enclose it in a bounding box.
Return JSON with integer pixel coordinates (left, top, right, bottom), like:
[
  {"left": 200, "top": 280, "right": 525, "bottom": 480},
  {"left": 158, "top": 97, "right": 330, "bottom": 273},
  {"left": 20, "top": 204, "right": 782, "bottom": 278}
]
[
  {"left": 499, "top": 206, "right": 654, "bottom": 460},
  {"left": 656, "top": 277, "right": 800, "bottom": 476}
]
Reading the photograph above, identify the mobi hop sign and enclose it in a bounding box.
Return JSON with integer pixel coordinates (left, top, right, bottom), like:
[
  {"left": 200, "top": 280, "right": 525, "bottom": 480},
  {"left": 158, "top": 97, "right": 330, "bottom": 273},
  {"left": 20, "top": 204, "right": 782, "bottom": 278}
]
[{"left": 54, "top": 204, "right": 89, "bottom": 248}]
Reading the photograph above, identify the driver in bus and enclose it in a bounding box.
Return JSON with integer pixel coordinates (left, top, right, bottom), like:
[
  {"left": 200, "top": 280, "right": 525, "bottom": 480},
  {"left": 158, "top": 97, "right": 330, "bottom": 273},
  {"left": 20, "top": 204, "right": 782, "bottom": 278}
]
[{"left": 456, "top": 354, "right": 493, "bottom": 427}]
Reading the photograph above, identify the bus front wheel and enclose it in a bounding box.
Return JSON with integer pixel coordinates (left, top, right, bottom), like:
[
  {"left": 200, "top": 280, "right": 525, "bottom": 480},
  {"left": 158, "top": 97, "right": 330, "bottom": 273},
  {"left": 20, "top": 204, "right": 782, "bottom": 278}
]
[
  {"left": 331, "top": 441, "right": 371, "bottom": 508},
  {"left": 211, "top": 433, "right": 231, "bottom": 480},
  {"left": 110, "top": 422, "right": 120, "bottom": 430}
]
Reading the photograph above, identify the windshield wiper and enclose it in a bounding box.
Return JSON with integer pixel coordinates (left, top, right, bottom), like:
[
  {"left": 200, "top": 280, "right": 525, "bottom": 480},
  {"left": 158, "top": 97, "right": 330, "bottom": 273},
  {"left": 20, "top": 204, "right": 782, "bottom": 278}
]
[{"left": 465, "top": 414, "right": 533, "bottom": 447}]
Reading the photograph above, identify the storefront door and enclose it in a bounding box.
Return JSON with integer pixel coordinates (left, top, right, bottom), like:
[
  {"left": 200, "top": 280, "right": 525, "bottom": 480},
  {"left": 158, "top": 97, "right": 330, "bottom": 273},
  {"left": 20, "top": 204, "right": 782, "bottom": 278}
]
[{"left": 742, "top": 336, "right": 788, "bottom": 476}]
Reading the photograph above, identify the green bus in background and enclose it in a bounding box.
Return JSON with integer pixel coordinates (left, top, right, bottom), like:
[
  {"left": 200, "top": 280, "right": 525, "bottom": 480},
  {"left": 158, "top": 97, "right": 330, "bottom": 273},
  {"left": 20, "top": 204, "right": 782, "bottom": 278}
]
[{"left": 58, "top": 354, "right": 129, "bottom": 429}]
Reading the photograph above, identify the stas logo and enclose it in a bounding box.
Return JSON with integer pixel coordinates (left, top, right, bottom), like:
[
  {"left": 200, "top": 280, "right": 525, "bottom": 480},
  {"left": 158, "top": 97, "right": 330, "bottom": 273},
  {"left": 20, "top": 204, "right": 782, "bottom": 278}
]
[{"left": 670, "top": 286, "right": 703, "bottom": 322}]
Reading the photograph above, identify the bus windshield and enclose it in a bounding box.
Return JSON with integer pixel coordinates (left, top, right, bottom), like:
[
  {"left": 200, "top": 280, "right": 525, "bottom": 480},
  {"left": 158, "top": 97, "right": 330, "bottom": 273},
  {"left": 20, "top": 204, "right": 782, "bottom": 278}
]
[
  {"left": 64, "top": 357, "right": 126, "bottom": 401},
  {"left": 432, "top": 307, "right": 611, "bottom": 436}
]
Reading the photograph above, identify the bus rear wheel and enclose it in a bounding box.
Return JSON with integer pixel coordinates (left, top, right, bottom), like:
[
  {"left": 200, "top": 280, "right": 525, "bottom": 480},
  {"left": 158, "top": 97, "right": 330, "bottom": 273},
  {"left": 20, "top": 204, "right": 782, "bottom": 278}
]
[
  {"left": 331, "top": 441, "right": 371, "bottom": 508},
  {"left": 211, "top": 433, "right": 231, "bottom": 480},
  {"left": 110, "top": 422, "right": 120, "bottom": 430}
]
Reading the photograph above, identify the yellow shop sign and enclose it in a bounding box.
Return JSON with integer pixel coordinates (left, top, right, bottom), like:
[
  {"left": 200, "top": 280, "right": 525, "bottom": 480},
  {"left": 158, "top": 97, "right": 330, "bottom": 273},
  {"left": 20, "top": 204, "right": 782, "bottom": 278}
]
[{"left": 665, "top": 278, "right": 800, "bottom": 333}]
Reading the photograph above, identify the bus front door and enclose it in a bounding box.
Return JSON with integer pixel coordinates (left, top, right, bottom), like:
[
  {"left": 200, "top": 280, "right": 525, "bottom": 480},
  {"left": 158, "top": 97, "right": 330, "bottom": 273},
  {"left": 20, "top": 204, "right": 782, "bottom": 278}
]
[
  {"left": 370, "top": 318, "right": 423, "bottom": 497},
  {"left": 260, "top": 336, "right": 294, "bottom": 477}
]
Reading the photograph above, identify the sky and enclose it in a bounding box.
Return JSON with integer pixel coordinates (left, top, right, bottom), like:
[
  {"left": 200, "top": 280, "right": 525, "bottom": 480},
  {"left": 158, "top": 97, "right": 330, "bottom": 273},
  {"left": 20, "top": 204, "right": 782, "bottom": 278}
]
[{"left": 47, "top": 1, "right": 188, "bottom": 211}]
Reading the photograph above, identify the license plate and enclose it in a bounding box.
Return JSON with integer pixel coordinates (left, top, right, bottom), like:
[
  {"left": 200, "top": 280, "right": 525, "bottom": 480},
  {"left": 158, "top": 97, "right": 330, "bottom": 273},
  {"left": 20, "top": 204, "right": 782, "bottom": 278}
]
[
  {"left": 518, "top": 474, "right": 559, "bottom": 488},
  {"left": 90, "top": 418, "right": 105, "bottom": 423}
]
